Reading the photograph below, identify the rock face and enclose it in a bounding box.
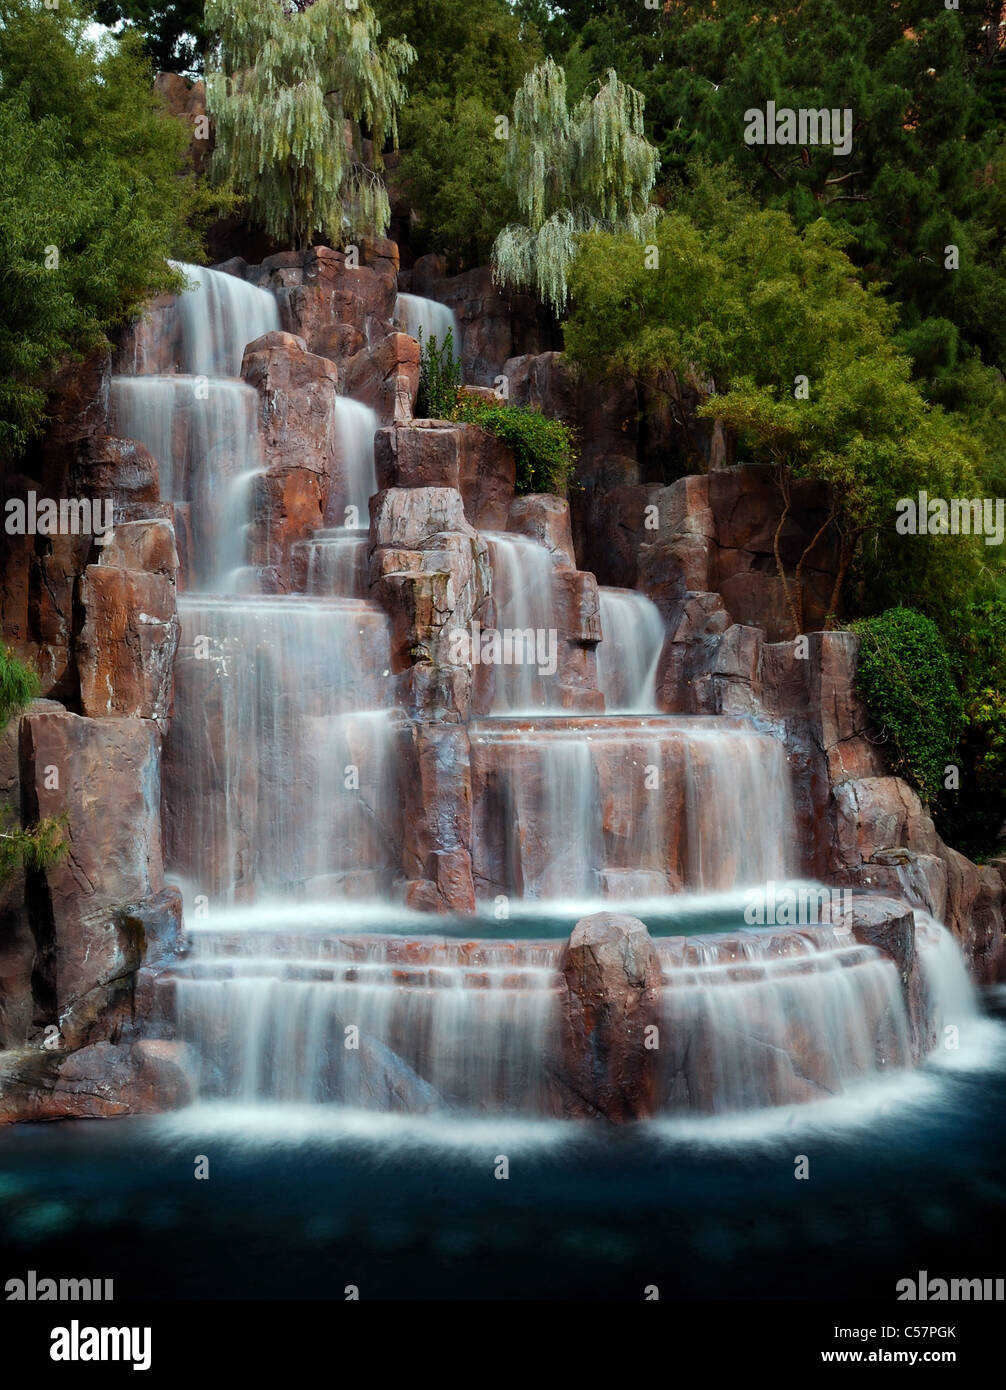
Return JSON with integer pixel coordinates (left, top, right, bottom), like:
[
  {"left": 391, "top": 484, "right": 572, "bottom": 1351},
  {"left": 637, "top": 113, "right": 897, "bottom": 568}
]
[
  {"left": 845, "top": 895, "right": 931, "bottom": 1060},
  {"left": 22, "top": 709, "right": 165, "bottom": 1049},
  {"left": 375, "top": 420, "right": 516, "bottom": 530},
  {"left": 242, "top": 330, "right": 341, "bottom": 583},
  {"left": 558, "top": 913, "right": 663, "bottom": 1121},
  {"left": 402, "top": 257, "right": 554, "bottom": 386},
  {"left": 77, "top": 542, "right": 179, "bottom": 727},
  {"left": 0, "top": 1039, "right": 194, "bottom": 1123},
  {"left": 639, "top": 465, "right": 839, "bottom": 642}
]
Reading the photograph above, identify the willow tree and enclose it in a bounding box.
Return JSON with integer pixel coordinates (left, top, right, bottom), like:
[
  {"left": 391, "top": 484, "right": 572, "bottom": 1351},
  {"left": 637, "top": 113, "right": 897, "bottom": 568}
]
[
  {"left": 205, "top": 0, "right": 415, "bottom": 250},
  {"left": 491, "top": 58, "right": 659, "bottom": 313}
]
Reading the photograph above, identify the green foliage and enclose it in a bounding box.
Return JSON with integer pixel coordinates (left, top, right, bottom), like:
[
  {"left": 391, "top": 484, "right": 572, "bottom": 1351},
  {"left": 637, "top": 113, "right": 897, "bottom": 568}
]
[
  {"left": 852, "top": 609, "right": 964, "bottom": 806},
  {"left": 414, "top": 324, "right": 577, "bottom": 491},
  {"left": 492, "top": 59, "right": 660, "bottom": 313},
  {"left": 89, "top": 0, "right": 208, "bottom": 72},
  {"left": 205, "top": 0, "right": 415, "bottom": 251},
  {"left": 547, "top": 0, "right": 1006, "bottom": 408},
  {"left": 0, "top": 648, "right": 66, "bottom": 884},
  {"left": 0, "top": 812, "right": 68, "bottom": 883},
  {"left": 371, "top": 0, "right": 544, "bottom": 265},
  {"left": 565, "top": 199, "right": 988, "bottom": 632},
  {"left": 0, "top": 0, "right": 211, "bottom": 455},
  {"left": 416, "top": 329, "right": 462, "bottom": 420},
  {"left": 936, "top": 595, "right": 1006, "bottom": 857},
  {"left": 452, "top": 396, "right": 578, "bottom": 496},
  {"left": 0, "top": 647, "right": 39, "bottom": 734}
]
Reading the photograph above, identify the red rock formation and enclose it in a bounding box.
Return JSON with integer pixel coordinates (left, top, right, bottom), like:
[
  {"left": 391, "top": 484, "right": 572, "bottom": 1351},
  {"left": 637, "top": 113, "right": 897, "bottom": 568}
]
[{"left": 558, "top": 912, "right": 663, "bottom": 1121}]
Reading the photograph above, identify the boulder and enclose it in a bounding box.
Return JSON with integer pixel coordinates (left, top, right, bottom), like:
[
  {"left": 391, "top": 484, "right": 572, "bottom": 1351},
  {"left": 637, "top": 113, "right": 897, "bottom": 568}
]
[
  {"left": 77, "top": 564, "right": 179, "bottom": 726},
  {"left": 507, "top": 494, "right": 576, "bottom": 569},
  {"left": 343, "top": 331, "right": 419, "bottom": 423},
  {"left": 0, "top": 1040, "right": 194, "bottom": 1123},
  {"left": 558, "top": 912, "right": 663, "bottom": 1121},
  {"left": 22, "top": 709, "right": 165, "bottom": 1048},
  {"left": 241, "top": 331, "right": 340, "bottom": 581}
]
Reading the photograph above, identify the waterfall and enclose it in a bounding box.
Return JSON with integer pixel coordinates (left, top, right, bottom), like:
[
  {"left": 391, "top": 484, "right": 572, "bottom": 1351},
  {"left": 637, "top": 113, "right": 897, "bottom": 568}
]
[
  {"left": 296, "top": 530, "right": 370, "bottom": 598},
  {"left": 597, "top": 588, "right": 664, "bottom": 712},
  {"left": 121, "top": 256, "right": 983, "bottom": 1128},
  {"left": 111, "top": 262, "right": 279, "bottom": 591},
  {"left": 656, "top": 927, "right": 913, "bottom": 1113},
  {"left": 470, "top": 716, "right": 795, "bottom": 902},
  {"left": 123, "top": 261, "right": 280, "bottom": 378},
  {"left": 484, "top": 533, "right": 564, "bottom": 713},
  {"left": 173, "top": 934, "right": 563, "bottom": 1114},
  {"left": 394, "top": 292, "right": 462, "bottom": 360},
  {"left": 164, "top": 596, "right": 400, "bottom": 906},
  {"left": 329, "top": 397, "right": 379, "bottom": 525},
  {"left": 110, "top": 375, "right": 263, "bottom": 592}
]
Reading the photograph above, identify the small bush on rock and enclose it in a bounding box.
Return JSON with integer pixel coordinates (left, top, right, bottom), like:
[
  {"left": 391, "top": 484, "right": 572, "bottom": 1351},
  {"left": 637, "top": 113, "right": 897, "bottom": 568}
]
[
  {"left": 416, "top": 327, "right": 462, "bottom": 419},
  {"left": 0, "top": 647, "right": 67, "bottom": 884},
  {"left": 453, "top": 396, "right": 578, "bottom": 495},
  {"left": 417, "top": 331, "right": 578, "bottom": 494},
  {"left": 851, "top": 608, "right": 963, "bottom": 806}
]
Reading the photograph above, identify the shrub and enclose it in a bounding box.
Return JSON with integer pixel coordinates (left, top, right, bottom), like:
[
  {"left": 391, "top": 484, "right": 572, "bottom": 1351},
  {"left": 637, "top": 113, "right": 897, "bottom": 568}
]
[
  {"left": 453, "top": 396, "right": 578, "bottom": 495},
  {"left": 851, "top": 608, "right": 963, "bottom": 806},
  {"left": 416, "top": 331, "right": 578, "bottom": 494},
  {"left": 0, "top": 647, "right": 67, "bottom": 884},
  {"left": 416, "top": 328, "right": 462, "bottom": 419}
]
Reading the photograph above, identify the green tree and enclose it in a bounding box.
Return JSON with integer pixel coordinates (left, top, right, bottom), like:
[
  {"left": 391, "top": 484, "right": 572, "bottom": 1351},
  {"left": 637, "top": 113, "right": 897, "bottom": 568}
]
[
  {"left": 0, "top": 649, "right": 66, "bottom": 884},
  {"left": 492, "top": 58, "right": 660, "bottom": 313},
  {"left": 89, "top": 0, "right": 208, "bottom": 73},
  {"left": 565, "top": 200, "right": 986, "bottom": 634},
  {"left": 553, "top": 0, "right": 1006, "bottom": 409},
  {"left": 371, "top": 0, "right": 543, "bottom": 265},
  {"left": 851, "top": 608, "right": 964, "bottom": 806},
  {"left": 205, "top": 0, "right": 414, "bottom": 251},
  {"left": 0, "top": 0, "right": 211, "bottom": 455}
]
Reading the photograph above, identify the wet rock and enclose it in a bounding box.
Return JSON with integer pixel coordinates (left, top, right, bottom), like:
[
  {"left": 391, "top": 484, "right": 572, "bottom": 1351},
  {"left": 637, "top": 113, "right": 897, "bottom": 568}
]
[
  {"left": 22, "top": 708, "right": 165, "bottom": 1049},
  {"left": 558, "top": 912, "right": 662, "bottom": 1121},
  {"left": 242, "top": 332, "right": 340, "bottom": 582},
  {"left": 845, "top": 895, "right": 930, "bottom": 1060},
  {"left": 343, "top": 331, "right": 420, "bottom": 424},
  {"left": 77, "top": 565, "right": 179, "bottom": 727},
  {"left": 0, "top": 1040, "right": 194, "bottom": 1123},
  {"left": 507, "top": 494, "right": 576, "bottom": 569}
]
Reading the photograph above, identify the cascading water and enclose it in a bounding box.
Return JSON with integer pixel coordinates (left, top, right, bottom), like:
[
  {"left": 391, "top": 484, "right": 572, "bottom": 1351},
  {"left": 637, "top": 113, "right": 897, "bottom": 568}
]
[
  {"left": 135, "top": 262, "right": 983, "bottom": 1126},
  {"left": 328, "top": 397, "right": 380, "bottom": 525},
  {"left": 172, "top": 934, "right": 562, "bottom": 1114},
  {"left": 470, "top": 715, "right": 794, "bottom": 901},
  {"left": 110, "top": 262, "right": 280, "bottom": 592},
  {"left": 484, "top": 533, "right": 564, "bottom": 712},
  {"left": 596, "top": 588, "right": 664, "bottom": 712},
  {"left": 164, "top": 596, "right": 401, "bottom": 906},
  {"left": 394, "top": 292, "right": 462, "bottom": 362}
]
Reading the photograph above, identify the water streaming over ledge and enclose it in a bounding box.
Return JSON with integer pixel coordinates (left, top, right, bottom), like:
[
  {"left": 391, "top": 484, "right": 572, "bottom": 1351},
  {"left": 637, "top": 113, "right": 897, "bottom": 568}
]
[
  {"left": 597, "top": 587, "right": 665, "bottom": 712},
  {"left": 110, "top": 261, "right": 280, "bottom": 592},
  {"left": 394, "top": 292, "right": 462, "bottom": 362},
  {"left": 119, "top": 258, "right": 986, "bottom": 1123}
]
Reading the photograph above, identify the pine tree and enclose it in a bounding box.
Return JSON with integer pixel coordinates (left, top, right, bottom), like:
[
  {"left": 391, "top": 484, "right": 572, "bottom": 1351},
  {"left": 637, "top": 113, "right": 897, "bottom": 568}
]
[
  {"left": 491, "top": 58, "right": 659, "bottom": 313},
  {"left": 205, "top": 0, "right": 415, "bottom": 251}
]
